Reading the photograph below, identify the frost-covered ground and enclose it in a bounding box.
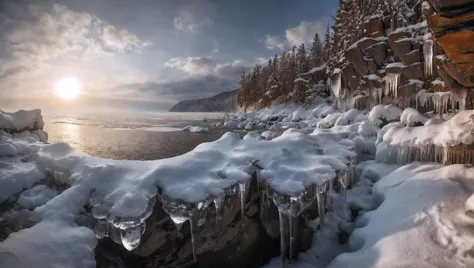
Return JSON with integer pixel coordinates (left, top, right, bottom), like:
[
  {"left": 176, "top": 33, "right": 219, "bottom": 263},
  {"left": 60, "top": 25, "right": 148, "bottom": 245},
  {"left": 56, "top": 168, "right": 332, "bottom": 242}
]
[{"left": 2, "top": 105, "right": 474, "bottom": 268}]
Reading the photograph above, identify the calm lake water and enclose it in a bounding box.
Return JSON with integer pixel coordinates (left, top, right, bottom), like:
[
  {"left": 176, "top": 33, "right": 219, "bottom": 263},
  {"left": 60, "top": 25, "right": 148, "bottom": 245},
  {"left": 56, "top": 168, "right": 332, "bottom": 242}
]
[{"left": 43, "top": 112, "right": 228, "bottom": 160}]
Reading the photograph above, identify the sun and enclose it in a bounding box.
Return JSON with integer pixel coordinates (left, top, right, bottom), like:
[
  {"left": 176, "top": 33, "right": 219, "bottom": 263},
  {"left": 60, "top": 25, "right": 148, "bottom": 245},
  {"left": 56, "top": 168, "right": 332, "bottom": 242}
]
[{"left": 55, "top": 77, "right": 81, "bottom": 100}]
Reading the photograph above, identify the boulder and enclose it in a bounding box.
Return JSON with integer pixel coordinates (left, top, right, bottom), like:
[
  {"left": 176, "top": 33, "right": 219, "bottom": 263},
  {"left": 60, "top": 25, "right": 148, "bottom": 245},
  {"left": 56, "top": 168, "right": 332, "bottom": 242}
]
[
  {"left": 388, "top": 32, "right": 412, "bottom": 63},
  {"left": 363, "top": 17, "right": 385, "bottom": 38},
  {"left": 345, "top": 45, "right": 369, "bottom": 76},
  {"left": 401, "top": 62, "right": 424, "bottom": 80},
  {"left": 357, "top": 38, "right": 379, "bottom": 52},
  {"left": 398, "top": 82, "right": 423, "bottom": 98},
  {"left": 363, "top": 42, "right": 387, "bottom": 66},
  {"left": 367, "top": 58, "right": 378, "bottom": 74},
  {"left": 341, "top": 64, "right": 362, "bottom": 91},
  {"left": 402, "top": 50, "right": 421, "bottom": 65}
]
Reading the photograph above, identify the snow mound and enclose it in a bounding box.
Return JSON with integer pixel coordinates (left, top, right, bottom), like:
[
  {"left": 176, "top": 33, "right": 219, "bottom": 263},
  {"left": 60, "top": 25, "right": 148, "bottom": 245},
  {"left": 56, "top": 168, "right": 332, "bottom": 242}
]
[
  {"left": 329, "top": 164, "right": 474, "bottom": 268},
  {"left": 0, "top": 109, "right": 44, "bottom": 132},
  {"left": 400, "top": 108, "right": 428, "bottom": 127},
  {"left": 368, "top": 104, "right": 403, "bottom": 127},
  {"left": 182, "top": 125, "right": 209, "bottom": 133}
]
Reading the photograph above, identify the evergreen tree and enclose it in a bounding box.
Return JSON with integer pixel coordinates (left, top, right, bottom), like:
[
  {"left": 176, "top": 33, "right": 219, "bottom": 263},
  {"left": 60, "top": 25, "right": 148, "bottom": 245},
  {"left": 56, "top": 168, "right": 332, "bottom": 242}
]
[
  {"left": 296, "top": 43, "right": 309, "bottom": 74},
  {"left": 310, "top": 33, "right": 323, "bottom": 67},
  {"left": 323, "top": 26, "right": 331, "bottom": 62}
]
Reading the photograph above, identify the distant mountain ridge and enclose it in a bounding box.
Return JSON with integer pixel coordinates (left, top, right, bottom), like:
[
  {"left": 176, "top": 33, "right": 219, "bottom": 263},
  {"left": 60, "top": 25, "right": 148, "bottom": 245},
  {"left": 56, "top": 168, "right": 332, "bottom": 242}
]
[{"left": 169, "top": 89, "right": 238, "bottom": 112}]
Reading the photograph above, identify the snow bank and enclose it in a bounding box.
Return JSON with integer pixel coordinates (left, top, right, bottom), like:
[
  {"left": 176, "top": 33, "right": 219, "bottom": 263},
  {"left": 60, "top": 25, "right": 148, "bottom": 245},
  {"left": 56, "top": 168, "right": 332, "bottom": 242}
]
[
  {"left": 383, "top": 110, "right": 474, "bottom": 147},
  {"left": 0, "top": 110, "right": 44, "bottom": 132},
  {"left": 182, "top": 125, "right": 209, "bottom": 133},
  {"left": 328, "top": 163, "right": 474, "bottom": 268}
]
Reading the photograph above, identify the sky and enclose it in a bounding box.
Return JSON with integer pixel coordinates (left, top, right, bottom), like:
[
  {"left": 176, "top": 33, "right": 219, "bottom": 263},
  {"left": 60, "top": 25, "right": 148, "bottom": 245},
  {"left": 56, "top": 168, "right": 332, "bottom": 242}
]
[{"left": 0, "top": 0, "right": 337, "bottom": 114}]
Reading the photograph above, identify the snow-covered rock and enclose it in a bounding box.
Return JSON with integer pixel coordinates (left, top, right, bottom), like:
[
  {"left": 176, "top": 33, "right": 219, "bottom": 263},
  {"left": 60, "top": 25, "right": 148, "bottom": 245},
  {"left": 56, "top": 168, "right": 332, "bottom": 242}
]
[
  {"left": 368, "top": 104, "right": 403, "bottom": 127},
  {"left": 400, "top": 108, "right": 428, "bottom": 126},
  {"left": 182, "top": 125, "right": 209, "bottom": 133},
  {"left": 0, "top": 109, "right": 44, "bottom": 132}
]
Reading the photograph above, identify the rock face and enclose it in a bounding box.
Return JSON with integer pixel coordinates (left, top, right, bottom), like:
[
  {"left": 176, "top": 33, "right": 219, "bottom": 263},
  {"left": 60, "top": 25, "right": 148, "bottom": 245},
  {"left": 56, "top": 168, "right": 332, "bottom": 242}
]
[
  {"left": 169, "top": 90, "right": 238, "bottom": 112},
  {"left": 428, "top": 0, "right": 474, "bottom": 88},
  {"left": 96, "top": 176, "right": 317, "bottom": 268},
  {"left": 329, "top": 0, "right": 474, "bottom": 112}
]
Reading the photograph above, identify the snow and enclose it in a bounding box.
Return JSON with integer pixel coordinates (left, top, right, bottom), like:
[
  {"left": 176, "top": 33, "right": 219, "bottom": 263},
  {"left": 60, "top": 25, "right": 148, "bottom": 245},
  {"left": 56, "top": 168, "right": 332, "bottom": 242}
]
[
  {"left": 0, "top": 109, "right": 44, "bottom": 131},
  {"left": 382, "top": 110, "right": 474, "bottom": 148},
  {"left": 385, "top": 62, "right": 406, "bottom": 69},
  {"left": 400, "top": 108, "right": 428, "bottom": 126},
  {"left": 368, "top": 104, "right": 403, "bottom": 127},
  {"left": 4, "top": 100, "right": 474, "bottom": 267},
  {"left": 17, "top": 185, "right": 58, "bottom": 210},
  {"left": 306, "top": 64, "right": 327, "bottom": 74},
  {"left": 182, "top": 125, "right": 209, "bottom": 133},
  {"left": 329, "top": 163, "right": 474, "bottom": 268}
]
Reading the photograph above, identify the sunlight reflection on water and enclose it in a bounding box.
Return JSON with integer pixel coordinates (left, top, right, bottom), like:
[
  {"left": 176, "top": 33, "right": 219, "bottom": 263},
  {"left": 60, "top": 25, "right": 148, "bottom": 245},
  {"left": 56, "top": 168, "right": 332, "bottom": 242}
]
[{"left": 43, "top": 114, "right": 226, "bottom": 160}]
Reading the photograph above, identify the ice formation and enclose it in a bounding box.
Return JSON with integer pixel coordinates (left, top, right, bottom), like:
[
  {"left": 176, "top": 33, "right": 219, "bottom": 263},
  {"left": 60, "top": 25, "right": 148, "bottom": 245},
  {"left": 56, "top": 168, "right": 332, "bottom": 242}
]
[
  {"left": 423, "top": 40, "right": 433, "bottom": 76},
  {"left": 375, "top": 110, "right": 474, "bottom": 165},
  {"left": 182, "top": 125, "right": 209, "bottom": 133},
  {"left": 1, "top": 106, "right": 366, "bottom": 267},
  {"left": 383, "top": 73, "right": 400, "bottom": 97}
]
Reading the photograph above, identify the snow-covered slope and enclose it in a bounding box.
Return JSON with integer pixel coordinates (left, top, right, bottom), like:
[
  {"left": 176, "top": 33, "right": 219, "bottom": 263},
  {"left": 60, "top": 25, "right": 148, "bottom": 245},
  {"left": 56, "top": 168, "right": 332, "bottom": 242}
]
[{"left": 169, "top": 89, "right": 238, "bottom": 112}]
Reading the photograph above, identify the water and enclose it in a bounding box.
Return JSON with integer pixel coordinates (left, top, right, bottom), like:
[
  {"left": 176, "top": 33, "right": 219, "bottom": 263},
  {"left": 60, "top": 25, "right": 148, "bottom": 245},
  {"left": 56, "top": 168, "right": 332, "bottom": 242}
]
[{"left": 43, "top": 112, "right": 227, "bottom": 160}]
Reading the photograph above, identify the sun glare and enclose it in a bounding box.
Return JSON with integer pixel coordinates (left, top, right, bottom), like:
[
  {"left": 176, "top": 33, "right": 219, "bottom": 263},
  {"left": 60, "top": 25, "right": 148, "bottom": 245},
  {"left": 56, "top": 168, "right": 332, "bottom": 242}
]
[{"left": 56, "top": 77, "right": 81, "bottom": 100}]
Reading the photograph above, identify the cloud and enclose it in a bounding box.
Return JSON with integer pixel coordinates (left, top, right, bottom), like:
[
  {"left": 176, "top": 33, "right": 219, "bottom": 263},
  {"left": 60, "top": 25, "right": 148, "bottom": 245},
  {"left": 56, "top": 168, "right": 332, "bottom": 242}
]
[
  {"left": 173, "top": 13, "right": 212, "bottom": 33},
  {"left": 285, "top": 20, "right": 327, "bottom": 47},
  {"left": 0, "top": 2, "right": 151, "bottom": 79},
  {"left": 165, "top": 57, "right": 217, "bottom": 75},
  {"left": 215, "top": 60, "right": 253, "bottom": 77},
  {"left": 265, "top": 20, "right": 328, "bottom": 50},
  {"left": 265, "top": 35, "right": 287, "bottom": 51},
  {"left": 173, "top": 0, "right": 215, "bottom": 33}
]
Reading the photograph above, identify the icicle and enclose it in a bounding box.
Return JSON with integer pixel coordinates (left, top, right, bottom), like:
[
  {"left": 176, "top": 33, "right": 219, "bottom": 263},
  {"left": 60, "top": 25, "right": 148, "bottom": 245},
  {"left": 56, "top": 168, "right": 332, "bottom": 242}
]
[
  {"left": 213, "top": 194, "right": 225, "bottom": 229},
  {"left": 288, "top": 216, "right": 298, "bottom": 263},
  {"left": 94, "top": 219, "right": 109, "bottom": 239},
  {"left": 189, "top": 209, "right": 198, "bottom": 262},
  {"left": 459, "top": 98, "right": 466, "bottom": 111},
  {"left": 170, "top": 215, "right": 187, "bottom": 235},
  {"left": 120, "top": 225, "right": 142, "bottom": 251},
  {"left": 278, "top": 210, "right": 288, "bottom": 268},
  {"left": 443, "top": 146, "right": 448, "bottom": 164},
  {"left": 316, "top": 182, "right": 330, "bottom": 227},
  {"left": 423, "top": 40, "right": 433, "bottom": 77},
  {"left": 239, "top": 182, "right": 248, "bottom": 219},
  {"left": 384, "top": 73, "right": 400, "bottom": 97}
]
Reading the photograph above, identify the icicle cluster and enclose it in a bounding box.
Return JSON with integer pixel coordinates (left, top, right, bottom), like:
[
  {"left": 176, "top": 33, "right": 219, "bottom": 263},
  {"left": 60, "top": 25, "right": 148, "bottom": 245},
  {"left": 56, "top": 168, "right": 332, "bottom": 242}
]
[
  {"left": 416, "top": 90, "right": 466, "bottom": 115},
  {"left": 423, "top": 40, "right": 433, "bottom": 77},
  {"left": 375, "top": 142, "right": 445, "bottom": 165},
  {"left": 384, "top": 73, "right": 400, "bottom": 97},
  {"left": 90, "top": 191, "right": 156, "bottom": 251}
]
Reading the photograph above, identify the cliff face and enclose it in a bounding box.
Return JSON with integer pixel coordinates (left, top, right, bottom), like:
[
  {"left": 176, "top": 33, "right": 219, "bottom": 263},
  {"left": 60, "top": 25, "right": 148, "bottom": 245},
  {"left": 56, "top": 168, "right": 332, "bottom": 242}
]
[
  {"left": 328, "top": 0, "right": 474, "bottom": 113},
  {"left": 169, "top": 90, "right": 238, "bottom": 112}
]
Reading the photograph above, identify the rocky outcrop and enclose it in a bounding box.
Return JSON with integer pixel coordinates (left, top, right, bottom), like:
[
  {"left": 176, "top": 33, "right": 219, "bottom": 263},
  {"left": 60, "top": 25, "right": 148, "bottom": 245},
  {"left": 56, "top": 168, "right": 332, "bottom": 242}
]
[
  {"left": 169, "top": 90, "right": 238, "bottom": 112},
  {"left": 428, "top": 0, "right": 474, "bottom": 88}
]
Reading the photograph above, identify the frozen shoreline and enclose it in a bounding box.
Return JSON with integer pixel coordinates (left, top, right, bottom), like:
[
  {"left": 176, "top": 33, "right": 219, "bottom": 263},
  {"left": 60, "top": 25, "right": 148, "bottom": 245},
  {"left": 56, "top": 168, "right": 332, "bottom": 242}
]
[{"left": 2, "top": 106, "right": 474, "bottom": 268}]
